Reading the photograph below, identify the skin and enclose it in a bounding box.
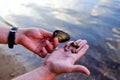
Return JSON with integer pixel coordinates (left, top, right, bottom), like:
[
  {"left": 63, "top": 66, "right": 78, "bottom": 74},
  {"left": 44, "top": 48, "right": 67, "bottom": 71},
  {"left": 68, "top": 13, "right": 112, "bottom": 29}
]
[
  {"left": 13, "top": 40, "right": 90, "bottom": 80},
  {"left": 0, "top": 26, "right": 90, "bottom": 80},
  {"left": 0, "top": 26, "right": 59, "bottom": 57}
]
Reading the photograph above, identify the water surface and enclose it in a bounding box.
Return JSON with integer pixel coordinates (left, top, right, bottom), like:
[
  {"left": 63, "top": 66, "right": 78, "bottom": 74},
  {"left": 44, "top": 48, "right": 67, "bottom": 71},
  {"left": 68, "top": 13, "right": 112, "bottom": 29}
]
[{"left": 0, "top": 0, "right": 120, "bottom": 80}]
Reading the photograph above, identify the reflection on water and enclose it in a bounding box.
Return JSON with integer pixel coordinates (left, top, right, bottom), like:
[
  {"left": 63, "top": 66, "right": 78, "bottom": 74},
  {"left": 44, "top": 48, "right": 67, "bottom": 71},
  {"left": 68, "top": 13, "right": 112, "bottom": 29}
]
[{"left": 0, "top": 0, "right": 120, "bottom": 80}]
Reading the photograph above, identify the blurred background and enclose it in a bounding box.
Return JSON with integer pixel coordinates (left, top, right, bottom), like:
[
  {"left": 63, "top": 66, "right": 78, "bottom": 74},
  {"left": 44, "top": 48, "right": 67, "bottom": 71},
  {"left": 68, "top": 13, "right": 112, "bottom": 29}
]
[{"left": 0, "top": 0, "right": 120, "bottom": 80}]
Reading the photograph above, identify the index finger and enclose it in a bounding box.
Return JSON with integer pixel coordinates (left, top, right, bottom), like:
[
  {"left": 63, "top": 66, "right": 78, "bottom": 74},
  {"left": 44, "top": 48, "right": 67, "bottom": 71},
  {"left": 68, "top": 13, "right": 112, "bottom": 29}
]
[
  {"left": 75, "top": 44, "right": 89, "bottom": 62},
  {"left": 53, "top": 37, "right": 59, "bottom": 48},
  {"left": 40, "top": 29, "right": 53, "bottom": 38}
]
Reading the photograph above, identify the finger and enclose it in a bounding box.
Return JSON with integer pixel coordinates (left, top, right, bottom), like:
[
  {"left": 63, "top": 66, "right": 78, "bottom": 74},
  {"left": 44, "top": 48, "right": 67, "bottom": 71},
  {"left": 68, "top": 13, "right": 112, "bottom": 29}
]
[
  {"left": 71, "top": 65, "right": 90, "bottom": 76},
  {"left": 53, "top": 37, "right": 59, "bottom": 48},
  {"left": 38, "top": 47, "right": 47, "bottom": 58},
  {"left": 76, "top": 44, "right": 89, "bottom": 60},
  {"left": 46, "top": 40, "right": 54, "bottom": 53},
  {"left": 76, "top": 39, "right": 82, "bottom": 44},
  {"left": 77, "top": 40, "right": 87, "bottom": 49},
  {"left": 40, "top": 29, "right": 53, "bottom": 38},
  {"left": 41, "top": 47, "right": 48, "bottom": 57}
]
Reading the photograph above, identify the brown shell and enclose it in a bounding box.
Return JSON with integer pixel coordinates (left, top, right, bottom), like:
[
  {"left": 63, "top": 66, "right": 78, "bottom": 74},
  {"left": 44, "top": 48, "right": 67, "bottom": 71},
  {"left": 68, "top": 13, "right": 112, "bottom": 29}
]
[
  {"left": 71, "top": 41, "right": 79, "bottom": 49},
  {"left": 53, "top": 30, "right": 70, "bottom": 43},
  {"left": 71, "top": 48, "right": 77, "bottom": 53}
]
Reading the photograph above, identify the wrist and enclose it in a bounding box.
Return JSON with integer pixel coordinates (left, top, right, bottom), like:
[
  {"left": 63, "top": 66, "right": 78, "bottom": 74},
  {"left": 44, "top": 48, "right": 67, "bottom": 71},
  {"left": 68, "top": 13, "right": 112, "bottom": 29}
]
[
  {"left": 13, "top": 64, "right": 57, "bottom": 80},
  {"left": 37, "top": 64, "right": 57, "bottom": 80},
  {"left": 15, "top": 28, "right": 25, "bottom": 44},
  {"left": 8, "top": 27, "right": 18, "bottom": 48}
]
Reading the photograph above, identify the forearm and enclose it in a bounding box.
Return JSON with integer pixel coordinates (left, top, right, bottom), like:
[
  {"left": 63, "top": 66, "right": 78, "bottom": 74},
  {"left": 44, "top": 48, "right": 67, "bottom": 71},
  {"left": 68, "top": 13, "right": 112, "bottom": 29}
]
[
  {"left": 0, "top": 25, "right": 25, "bottom": 45},
  {"left": 12, "top": 65, "right": 57, "bottom": 80},
  {"left": 0, "top": 26, "right": 11, "bottom": 44}
]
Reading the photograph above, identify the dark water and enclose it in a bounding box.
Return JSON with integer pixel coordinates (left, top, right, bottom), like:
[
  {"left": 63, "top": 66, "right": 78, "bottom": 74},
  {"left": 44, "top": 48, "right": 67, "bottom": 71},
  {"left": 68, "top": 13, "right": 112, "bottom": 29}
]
[{"left": 1, "top": 0, "right": 120, "bottom": 80}]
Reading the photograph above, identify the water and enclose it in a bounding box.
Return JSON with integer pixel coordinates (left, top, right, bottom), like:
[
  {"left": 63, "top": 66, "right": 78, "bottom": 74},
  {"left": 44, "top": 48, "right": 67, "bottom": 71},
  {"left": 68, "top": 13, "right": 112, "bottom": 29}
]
[{"left": 0, "top": 0, "right": 120, "bottom": 80}]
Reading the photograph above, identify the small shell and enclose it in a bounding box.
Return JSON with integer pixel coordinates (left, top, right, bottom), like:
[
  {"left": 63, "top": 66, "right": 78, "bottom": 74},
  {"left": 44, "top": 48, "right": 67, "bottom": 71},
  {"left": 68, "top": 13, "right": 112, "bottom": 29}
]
[
  {"left": 71, "top": 41, "right": 79, "bottom": 49},
  {"left": 71, "top": 48, "right": 77, "bottom": 53},
  {"left": 53, "top": 30, "right": 70, "bottom": 43},
  {"left": 64, "top": 45, "right": 69, "bottom": 51}
]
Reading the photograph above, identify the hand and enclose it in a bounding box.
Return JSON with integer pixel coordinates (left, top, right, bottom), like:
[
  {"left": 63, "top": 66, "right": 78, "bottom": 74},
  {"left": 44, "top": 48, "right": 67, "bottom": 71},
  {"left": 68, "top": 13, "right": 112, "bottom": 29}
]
[
  {"left": 12, "top": 39, "right": 90, "bottom": 80},
  {"left": 15, "top": 27, "right": 59, "bottom": 58},
  {"left": 44, "top": 39, "right": 90, "bottom": 75}
]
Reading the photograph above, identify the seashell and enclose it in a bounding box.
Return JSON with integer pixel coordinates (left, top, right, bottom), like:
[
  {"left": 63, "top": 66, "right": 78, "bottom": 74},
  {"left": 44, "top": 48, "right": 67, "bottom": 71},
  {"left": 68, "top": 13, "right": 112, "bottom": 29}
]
[
  {"left": 71, "top": 41, "right": 79, "bottom": 49},
  {"left": 53, "top": 30, "right": 70, "bottom": 43},
  {"left": 71, "top": 48, "right": 77, "bottom": 53}
]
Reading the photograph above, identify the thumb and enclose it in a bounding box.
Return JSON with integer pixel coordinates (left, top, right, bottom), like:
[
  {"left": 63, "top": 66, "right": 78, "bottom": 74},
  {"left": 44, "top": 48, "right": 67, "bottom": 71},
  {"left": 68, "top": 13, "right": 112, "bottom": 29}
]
[{"left": 71, "top": 65, "right": 90, "bottom": 76}]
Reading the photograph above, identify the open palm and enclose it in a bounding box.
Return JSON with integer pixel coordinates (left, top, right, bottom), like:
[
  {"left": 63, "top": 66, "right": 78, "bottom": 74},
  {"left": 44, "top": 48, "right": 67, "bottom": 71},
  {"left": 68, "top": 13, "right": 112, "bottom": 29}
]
[{"left": 44, "top": 39, "right": 90, "bottom": 75}]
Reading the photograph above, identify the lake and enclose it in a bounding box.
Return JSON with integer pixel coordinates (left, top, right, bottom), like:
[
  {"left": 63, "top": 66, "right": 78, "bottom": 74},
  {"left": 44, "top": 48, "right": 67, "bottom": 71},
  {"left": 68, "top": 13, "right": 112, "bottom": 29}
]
[{"left": 0, "top": 0, "right": 120, "bottom": 80}]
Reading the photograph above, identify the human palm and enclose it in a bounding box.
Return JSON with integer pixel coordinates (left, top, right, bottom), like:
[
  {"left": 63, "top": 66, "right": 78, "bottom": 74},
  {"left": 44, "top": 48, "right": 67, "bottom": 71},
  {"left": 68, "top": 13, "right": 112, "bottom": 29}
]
[{"left": 44, "top": 40, "right": 90, "bottom": 75}]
